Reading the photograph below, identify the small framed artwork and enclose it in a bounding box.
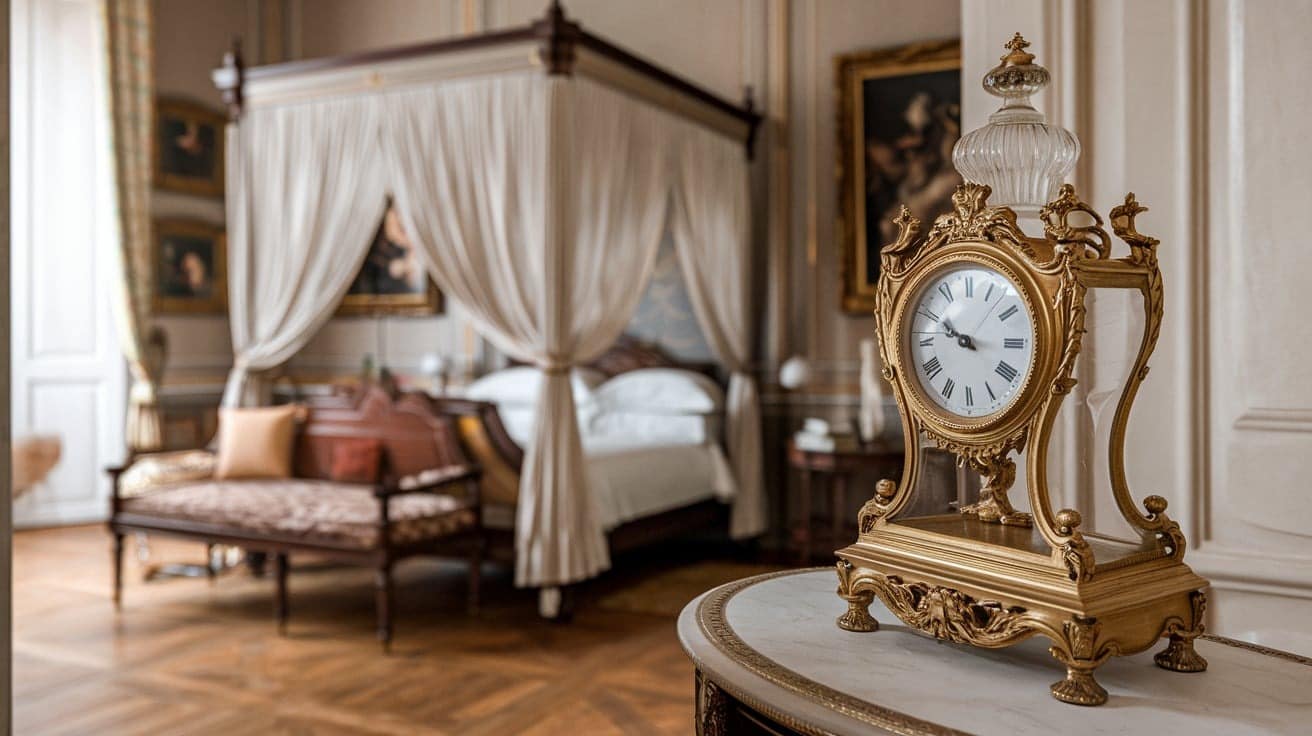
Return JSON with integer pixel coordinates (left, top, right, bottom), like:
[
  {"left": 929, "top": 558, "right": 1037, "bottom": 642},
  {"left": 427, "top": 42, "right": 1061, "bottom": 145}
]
[
  {"left": 837, "top": 39, "right": 961, "bottom": 314},
  {"left": 153, "top": 219, "right": 227, "bottom": 315},
  {"left": 337, "top": 200, "right": 444, "bottom": 317},
  {"left": 154, "top": 97, "right": 225, "bottom": 198}
]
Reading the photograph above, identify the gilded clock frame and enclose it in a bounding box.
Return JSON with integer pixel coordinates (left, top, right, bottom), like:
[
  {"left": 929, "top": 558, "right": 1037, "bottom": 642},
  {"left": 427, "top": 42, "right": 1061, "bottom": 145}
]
[
  {"left": 894, "top": 247, "right": 1047, "bottom": 436},
  {"left": 837, "top": 181, "right": 1210, "bottom": 707}
]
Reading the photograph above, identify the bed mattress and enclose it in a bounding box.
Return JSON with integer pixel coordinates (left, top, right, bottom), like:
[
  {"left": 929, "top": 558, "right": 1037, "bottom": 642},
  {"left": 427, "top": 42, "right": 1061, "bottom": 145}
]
[
  {"left": 480, "top": 437, "right": 735, "bottom": 532},
  {"left": 582, "top": 437, "right": 735, "bottom": 531}
]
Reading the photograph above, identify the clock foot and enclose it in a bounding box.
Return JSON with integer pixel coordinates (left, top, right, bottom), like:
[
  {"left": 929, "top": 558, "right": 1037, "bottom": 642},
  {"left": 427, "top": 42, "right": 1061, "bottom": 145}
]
[
  {"left": 1154, "top": 633, "right": 1208, "bottom": 672},
  {"left": 836, "top": 592, "right": 879, "bottom": 632},
  {"left": 835, "top": 559, "right": 879, "bottom": 632},
  {"left": 1050, "top": 665, "right": 1107, "bottom": 706}
]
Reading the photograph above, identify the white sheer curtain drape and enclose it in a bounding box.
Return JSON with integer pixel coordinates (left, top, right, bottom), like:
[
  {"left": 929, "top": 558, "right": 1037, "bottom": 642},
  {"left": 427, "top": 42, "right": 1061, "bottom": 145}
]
[
  {"left": 670, "top": 124, "right": 766, "bottom": 539},
  {"left": 382, "top": 75, "right": 673, "bottom": 587},
  {"left": 222, "top": 98, "right": 388, "bottom": 407}
]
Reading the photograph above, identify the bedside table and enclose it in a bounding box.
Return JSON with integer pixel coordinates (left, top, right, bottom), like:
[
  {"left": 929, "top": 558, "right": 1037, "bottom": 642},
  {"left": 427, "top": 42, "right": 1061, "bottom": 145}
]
[{"left": 786, "top": 440, "right": 900, "bottom": 564}]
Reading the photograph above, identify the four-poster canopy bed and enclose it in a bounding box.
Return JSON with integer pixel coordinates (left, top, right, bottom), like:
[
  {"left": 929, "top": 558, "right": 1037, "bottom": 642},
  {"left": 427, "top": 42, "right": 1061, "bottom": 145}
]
[{"left": 210, "top": 1, "right": 764, "bottom": 606}]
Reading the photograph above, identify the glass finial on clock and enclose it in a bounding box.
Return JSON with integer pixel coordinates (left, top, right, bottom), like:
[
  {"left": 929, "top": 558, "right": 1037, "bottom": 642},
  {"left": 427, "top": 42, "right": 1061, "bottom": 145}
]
[{"left": 952, "top": 33, "right": 1081, "bottom": 217}]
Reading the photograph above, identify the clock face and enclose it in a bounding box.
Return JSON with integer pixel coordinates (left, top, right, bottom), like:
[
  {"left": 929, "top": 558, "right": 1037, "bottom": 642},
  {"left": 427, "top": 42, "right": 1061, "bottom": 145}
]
[{"left": 905, "top": 264, "right": 1034, "bottom": 418}]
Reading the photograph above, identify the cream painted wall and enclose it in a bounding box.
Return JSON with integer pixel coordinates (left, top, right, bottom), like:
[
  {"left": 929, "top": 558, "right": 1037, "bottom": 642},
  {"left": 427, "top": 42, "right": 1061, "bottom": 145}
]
[
  {"left": 964, "top": 0, "right": 1312, "bottom": 650},
  {"left": 297, "top": 0, "right": 452, "bottom": 58},
  {"left": 152, "top": 0, "right": 247, "bottom": 383}
]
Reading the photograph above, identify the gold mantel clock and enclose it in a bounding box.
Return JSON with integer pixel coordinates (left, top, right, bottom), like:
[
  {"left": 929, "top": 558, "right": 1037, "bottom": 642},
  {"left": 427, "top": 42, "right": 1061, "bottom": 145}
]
[{"left": 835, "top": 35, "right": 1209, "bottom": 707}]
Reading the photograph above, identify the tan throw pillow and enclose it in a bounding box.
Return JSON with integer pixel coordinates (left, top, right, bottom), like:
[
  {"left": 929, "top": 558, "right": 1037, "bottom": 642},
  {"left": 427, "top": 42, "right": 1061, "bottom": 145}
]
[{"left": 213, "top": 405, "right": 300, "bottom": 480}]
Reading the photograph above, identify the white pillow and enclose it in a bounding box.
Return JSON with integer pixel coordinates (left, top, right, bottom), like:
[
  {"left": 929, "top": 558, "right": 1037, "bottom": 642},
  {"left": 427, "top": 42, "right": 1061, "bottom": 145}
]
[
  {"left": 464, "top": 366, "right": 607, "bottom": 407},
  {"left": 593, "top": 368, "right": 724, "bottom": 415}
]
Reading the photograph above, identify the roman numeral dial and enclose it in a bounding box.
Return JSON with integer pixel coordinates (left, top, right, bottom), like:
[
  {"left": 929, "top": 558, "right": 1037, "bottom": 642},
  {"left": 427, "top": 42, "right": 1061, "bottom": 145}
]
[{"left": 905, "top": 264, "right": 1034, "bottom": 419}]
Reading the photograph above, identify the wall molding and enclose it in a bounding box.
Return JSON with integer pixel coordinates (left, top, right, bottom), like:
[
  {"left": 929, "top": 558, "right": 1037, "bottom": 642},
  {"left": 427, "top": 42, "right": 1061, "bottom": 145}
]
[
  {"left": 1234, "top": 408, "right": 1312, "bottom": 433},
  {"left": 763, "top": 0, "right": 790, "bottom": 369}
]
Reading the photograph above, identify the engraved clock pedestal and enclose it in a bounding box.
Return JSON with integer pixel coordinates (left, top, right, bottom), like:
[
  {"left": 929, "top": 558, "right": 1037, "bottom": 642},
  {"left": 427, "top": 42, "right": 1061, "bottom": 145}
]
[{"left": 835, "top": 36, "right": 1209, "bottom": 707}]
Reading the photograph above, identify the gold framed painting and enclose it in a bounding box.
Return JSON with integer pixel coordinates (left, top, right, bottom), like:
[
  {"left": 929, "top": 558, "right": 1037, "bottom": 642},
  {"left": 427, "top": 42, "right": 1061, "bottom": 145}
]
[
  {"left": 337, "top": 200, "right": 444, "bottom": 317},
  {"left": 836, "top": 39, "right": 961, "bottom": 314},
  {"left": 154, "top": 97, "right": 226, "bottom": 198},
  {"left": 153, "top": 218, "right": 227, "bottom": 315}
]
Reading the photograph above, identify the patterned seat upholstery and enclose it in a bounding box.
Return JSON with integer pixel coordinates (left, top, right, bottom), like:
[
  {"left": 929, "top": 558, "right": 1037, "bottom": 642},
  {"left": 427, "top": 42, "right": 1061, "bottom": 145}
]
[{"left": 121, "top": 479, "right": 477, "bottom": 548}]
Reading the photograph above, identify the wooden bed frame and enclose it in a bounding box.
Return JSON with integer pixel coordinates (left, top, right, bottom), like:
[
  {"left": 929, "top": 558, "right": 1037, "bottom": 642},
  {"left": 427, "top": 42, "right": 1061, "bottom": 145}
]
[
  {"left": 427, "top": 336, "right": 733, "bottom": 614},
  {"left": 207, "top": 1, "right": 757, "bottom": 615}
]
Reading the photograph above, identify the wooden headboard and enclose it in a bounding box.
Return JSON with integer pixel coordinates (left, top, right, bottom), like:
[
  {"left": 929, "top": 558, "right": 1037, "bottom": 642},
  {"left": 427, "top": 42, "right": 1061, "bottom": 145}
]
[
  {"left": 509, "top": 334, "right": 720, "bottom": 382},
  {"left": 585, "top": 335, "right": 719, "bottom": 380}
]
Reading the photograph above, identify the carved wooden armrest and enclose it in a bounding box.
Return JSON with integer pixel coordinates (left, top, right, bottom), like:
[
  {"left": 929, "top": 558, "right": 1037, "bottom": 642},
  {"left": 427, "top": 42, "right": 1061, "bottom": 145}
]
[{"left": 374, "top": 464, "right": 483, "bottom": 500}]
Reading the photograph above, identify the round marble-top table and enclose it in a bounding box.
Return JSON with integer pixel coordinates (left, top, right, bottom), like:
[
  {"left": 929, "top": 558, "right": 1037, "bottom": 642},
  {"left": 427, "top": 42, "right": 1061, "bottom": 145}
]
[{"left": 678, "top": 568, "right": 1312, "bottom": 736}]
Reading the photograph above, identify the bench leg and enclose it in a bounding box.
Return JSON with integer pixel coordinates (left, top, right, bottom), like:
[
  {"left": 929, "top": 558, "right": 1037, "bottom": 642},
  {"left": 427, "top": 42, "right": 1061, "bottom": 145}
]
[
  {"left": 112, "top": 532, "right": 124, "bottom": 609},
  {"left": 467, "top": 535, "right": 485, "bottom": 616},
  {"left": 274, "top": 553, "right": 289, "bottom": 635},
  {"left": 206, "top": 544, "right": 218, "bottom": 584},
  {"left": 246, "top": 550, "right": 268, "bottom": 578},
  {"left": 375, "top": 562, "right": 393, "bottom": 652}
]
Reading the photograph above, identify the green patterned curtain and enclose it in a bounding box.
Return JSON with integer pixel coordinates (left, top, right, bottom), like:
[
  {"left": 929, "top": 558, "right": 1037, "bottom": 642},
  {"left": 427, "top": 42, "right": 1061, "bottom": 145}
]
[{"left": 103, "top": 0, "right": 165, "bottom": 452}]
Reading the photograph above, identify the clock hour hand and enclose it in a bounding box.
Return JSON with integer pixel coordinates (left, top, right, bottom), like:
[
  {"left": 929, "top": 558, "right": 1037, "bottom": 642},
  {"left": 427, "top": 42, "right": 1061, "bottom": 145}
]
[{"left": 943, "top": 319, "right": 977, "bottom": 350}]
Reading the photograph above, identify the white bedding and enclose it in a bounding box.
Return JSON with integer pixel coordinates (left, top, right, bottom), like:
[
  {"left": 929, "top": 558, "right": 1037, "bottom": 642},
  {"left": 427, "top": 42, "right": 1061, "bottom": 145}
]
[
  {"left": 583, "top": 437, "right": 735, "bottom": 530},
  {"left": 465, "top": 367, "right": 736, "bottom": 531}
]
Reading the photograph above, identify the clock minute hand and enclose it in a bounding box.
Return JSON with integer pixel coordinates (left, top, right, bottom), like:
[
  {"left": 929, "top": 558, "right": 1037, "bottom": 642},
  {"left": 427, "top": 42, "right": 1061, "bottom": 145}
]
[{"left": 968, "top": 295, "right": 1004, "bottom": 335}]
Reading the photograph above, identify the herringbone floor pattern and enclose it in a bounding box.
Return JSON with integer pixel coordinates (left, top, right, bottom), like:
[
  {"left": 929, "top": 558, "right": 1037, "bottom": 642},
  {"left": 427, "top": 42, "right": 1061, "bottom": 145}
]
[{"left": 14, "top": 525, "right": 703, "bottom": 735}]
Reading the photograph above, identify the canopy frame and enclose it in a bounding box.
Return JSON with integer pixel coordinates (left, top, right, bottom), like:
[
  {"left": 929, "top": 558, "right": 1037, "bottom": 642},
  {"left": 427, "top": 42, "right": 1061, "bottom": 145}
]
[{"left": 213, "top": 1, "right": 761, "bottom": 156}]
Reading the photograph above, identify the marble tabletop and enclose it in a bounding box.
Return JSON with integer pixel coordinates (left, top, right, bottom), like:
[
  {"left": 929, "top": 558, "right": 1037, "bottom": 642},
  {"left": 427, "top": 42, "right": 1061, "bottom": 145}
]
[{"left": 677, "top": 568, "right": 1312, "bottom": 736}]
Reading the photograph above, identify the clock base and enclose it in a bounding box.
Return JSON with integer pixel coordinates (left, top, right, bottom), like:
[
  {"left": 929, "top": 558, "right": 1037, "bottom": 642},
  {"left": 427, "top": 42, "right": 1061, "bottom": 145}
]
[{"left": 836, "top": 518, "right": 1209, "bottom": 707}]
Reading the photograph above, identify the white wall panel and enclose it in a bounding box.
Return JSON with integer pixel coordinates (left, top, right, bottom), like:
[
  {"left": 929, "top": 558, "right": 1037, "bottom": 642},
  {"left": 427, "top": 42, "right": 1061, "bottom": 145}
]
[
  {"left": 1199, "top": 0, "right": 1312, "bottom": 635},
  {"left": 11, "top": 0, "right": 127, "bottom": 527},
  {"left": 964, "top": 0, "right": 1312, "bottom": 650}
]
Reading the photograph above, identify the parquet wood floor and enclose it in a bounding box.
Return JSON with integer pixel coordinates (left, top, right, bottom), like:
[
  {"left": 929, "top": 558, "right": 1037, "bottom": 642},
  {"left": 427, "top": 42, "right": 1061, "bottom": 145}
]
[{"left": 13, "top": 525, "right": 703, "bottom": 735}]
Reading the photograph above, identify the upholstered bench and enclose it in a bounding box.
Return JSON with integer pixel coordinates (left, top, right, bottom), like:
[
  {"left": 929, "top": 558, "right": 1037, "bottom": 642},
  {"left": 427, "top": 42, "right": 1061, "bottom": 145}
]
[{"left": 107, "top": 387, "right": 484, "bottom": 649}]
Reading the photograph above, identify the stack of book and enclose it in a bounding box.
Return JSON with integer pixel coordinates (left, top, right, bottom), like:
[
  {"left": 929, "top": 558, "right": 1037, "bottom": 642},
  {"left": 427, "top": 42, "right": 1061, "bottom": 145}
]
[{"left": 793, "top": 418, "right": 860, "bottom": 453}]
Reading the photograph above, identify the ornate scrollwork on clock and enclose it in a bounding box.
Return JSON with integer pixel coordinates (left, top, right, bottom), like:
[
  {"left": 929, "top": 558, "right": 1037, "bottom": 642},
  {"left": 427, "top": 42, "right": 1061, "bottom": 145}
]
[
  {"left": 837, "top": 563, "right": 1043, "bottom": 648},
  {"left": 1047, "top": 253, "right": 1089, "bottom": 396},
  {"left": 1055, "top": 508, "right": 1095, "bottom": 582},
  {"left": 1040, "top": 183, "right": 1112, "bottom": 259},
  {"left": 1110, "top": 192, "right": 1161, "bottom": 266}
]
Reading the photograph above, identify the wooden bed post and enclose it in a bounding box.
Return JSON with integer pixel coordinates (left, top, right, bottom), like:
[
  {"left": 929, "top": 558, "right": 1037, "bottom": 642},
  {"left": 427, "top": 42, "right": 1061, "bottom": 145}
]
[
  {"left": 743, "top": 85, "right": 759, "bottom": 160},
  {"left": 532, "top": 0, "right": 580, "bottom": 76},
  {"left": 466, "top": 477, "right": 484, "bottom": 615}
]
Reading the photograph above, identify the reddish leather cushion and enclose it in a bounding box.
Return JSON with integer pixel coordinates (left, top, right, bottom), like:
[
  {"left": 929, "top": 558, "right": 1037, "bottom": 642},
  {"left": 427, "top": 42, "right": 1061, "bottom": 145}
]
[{"left": 329, "top": 438, "right": 382, "bottom": 484}]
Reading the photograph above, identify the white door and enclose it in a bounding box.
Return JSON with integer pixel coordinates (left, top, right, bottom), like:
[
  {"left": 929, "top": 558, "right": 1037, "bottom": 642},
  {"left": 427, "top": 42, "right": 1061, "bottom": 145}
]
[{"left": 10, "top": 0, "right": 127, "bottom": 527}]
